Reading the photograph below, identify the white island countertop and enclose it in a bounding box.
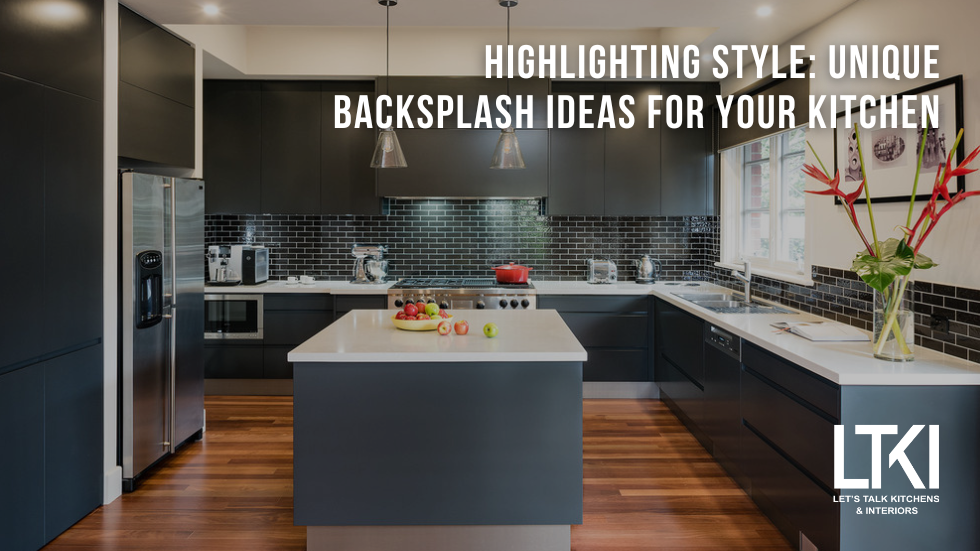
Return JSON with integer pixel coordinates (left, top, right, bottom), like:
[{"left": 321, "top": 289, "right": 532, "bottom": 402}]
[{"left": 289, "top": 309, "right": 587, "bottom": 363}]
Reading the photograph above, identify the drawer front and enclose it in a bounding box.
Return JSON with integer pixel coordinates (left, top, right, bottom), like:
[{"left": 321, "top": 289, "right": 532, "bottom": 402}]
[
  {"left": 742, "top": 342, "right": 839, "bottom": 419},
  {"left": 583, "top": 348, "right": 649, "bottom": 382},
  {"left": 742, "top": 425, "right": 840, "bottom": 551},
  {"left": 742, "top": 370, "right": 835, "bottom": 489},
  {"left": 334, "top": 295, "right": 387, "bottom": 313},
  {"left": 659, "top": 358, "right": 703, "bottom": 425},
  {"left": 204, "top": 345, "right": 263, "bottom": 379},
  {"left": 263, "top": 346, "right": 294, "bottom": 379},
  {"left": 263, "top": 310, "right": 332, "bottom": 346},
  {"left": 560, "top": 312, "right": 648, "bottom": 348},
  {"left": 265, "top": 294, "right": 332, "bottom": 311},
  {"left": 538, "top": 295, "right": 649, "bottom": 313}
]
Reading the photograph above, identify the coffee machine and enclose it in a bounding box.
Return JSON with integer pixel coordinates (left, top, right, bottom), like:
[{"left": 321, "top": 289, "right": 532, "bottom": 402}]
[
  {"left": 351, "top": 244, "right": 389, "bottom": 284},
  {"left": 207, "top": 245, "right": 236, "bottom": 283}
]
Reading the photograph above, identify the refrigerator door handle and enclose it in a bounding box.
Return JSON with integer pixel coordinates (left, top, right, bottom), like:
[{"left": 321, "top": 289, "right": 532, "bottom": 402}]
[{"left": 167, "top": 178, "right": 178, "bottom": 454}]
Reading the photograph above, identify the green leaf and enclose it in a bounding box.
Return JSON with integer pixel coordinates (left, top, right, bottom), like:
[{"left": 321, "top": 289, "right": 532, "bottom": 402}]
[
  {"left": 913, "top": 251, "right": 938, "bottom": 270},
  {"left": 852, "top": 250, "right": 913, "bottom": 293}
]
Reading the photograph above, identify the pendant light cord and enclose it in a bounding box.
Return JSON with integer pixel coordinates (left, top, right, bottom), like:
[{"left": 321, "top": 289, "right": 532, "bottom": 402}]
[
  {"left": 386, "top": 3, "right": 390, "bottom": 98},
  {"left": 506, "top": 6, "right": 510, "bottom": 100}
]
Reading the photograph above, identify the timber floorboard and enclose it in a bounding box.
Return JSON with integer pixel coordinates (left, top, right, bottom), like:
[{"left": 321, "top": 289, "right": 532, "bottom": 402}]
[{"left": 43, "top": 397, "right": 792, "bottom": 551}]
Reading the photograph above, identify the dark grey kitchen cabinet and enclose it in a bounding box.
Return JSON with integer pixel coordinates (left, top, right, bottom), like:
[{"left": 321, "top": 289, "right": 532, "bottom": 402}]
[
  {"left": 43, "top": 87, "right": 103, "bottom": 353},
  {"left": 0, "top": 344, "right": 103, "bottom": 551},
  {"left": 118, "top": 6, "right": 195, "bottom": 170},
  {"left": 263, "top": 294, "right": 333, "bottom": 378},
  {"left": 660, "top": 82, "right": 718, "bottom": 215},
  {"left": 548, "top": 81, "right": 605, "bottom": 215},
  {"left": 334, "top": 295, "right": 388, "bottom": 321},
  {"left": 537, "top": 295, "right": 651, "bottom": 382},
  {"left": 0, "top": 76, "right": 102, "bottom": 371},
  {"left": 0, "top": 364, "right": 45, "bottom": 551},
  {"left": 119, "top": 5, "right": 195, "bottom": 107},
  {"left": 0, "top": 74, "right": 45, "bottom": 372},
  {"left": 43, "top": 345, "right": 103, "bottom": 542},
  {"left": 204, "top": 80, "right": 262, "bottom": 213},
  {"left": 740, "top": 341, "right": 840, "bottom": 551},
  {"left": 604, "top": 82, "right": 662, "bottom": 216},
  {"left": 261, "top": 82, "right": 322, "bottom": 213},
  {"left": 380, "top": 76, "right": 549, "bottom": 130},
  {"left": 654, "top": 298, "right": 706, "bottom": 443},
  {"left": 376, "top": 129, "right": 548, "bottom": 197},
  {"left": 0, "top": 0, "right": 103, "bottom": 101},
  {"left": 321, "top": 82, "right": 380, "bottom": 214},
  {"left": 205, "top": 343, "right": 264, "bottom": 379}
]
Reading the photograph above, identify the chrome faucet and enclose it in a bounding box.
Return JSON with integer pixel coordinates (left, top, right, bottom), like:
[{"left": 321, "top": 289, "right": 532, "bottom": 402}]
[{"left": 732, "top": 260, "right": 752, "bottom": 304}]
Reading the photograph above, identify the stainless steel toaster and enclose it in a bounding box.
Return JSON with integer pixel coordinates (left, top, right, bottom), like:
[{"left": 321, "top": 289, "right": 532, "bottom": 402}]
[{"left": 586, "top": 259, "right": 617, "bottom": 284}]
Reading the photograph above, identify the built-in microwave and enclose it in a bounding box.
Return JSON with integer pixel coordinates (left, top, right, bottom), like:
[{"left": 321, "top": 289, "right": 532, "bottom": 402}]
[{"left": 204, "top": 294, "right": 263, "bottom": 339}]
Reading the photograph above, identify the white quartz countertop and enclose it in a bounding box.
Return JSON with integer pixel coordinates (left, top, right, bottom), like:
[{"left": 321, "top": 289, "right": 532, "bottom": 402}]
[
  {"left": 645, "top": 284, "right": 980, "bottom": 386},
  {"left": 288, "top": 309, "right": 587, "bottom": 363},
  {"left": 205, "top": 280, "right": 392, "bottom": 294}
]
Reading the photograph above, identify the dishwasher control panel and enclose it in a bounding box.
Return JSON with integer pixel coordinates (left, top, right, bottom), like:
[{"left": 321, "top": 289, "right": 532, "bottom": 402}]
[{"left": 706, "top": 324, "right": 740, "bottom": 358}]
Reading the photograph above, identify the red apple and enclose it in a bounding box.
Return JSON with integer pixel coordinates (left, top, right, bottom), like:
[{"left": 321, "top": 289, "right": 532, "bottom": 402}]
[
  {"left": 416, "top": 313, "right": 430, "bottom": 320},
  {"left": 439, "top": 310, "right": 450, "bottom": 319},
  {"left": 438, "top": 321, "right": 452, "bottom": 335},
  {"left": 454, "top": 320, "right": 469, "bottom": 335},
  {"left": 404, "top": 303, "right": 418, "bottom": 317},
  {"left": 395, "top": 311, "right": 407, "bottom": 320}
]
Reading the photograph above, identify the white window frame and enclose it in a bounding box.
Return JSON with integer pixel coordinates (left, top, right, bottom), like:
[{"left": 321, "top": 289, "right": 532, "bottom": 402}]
[{"left": 717, "top": 128, "right": 813, "bottom": 286}]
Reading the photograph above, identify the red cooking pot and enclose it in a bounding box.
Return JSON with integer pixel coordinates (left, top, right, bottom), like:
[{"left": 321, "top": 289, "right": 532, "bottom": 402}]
[{"left": 492, "top": 262, "right": 533, "bottom": 284}]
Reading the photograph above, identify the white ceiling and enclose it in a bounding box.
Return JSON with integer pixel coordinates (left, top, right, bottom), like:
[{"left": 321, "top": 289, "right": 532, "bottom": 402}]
[{"left": 123, "top": 0, "right": 857, "bottom": 47}]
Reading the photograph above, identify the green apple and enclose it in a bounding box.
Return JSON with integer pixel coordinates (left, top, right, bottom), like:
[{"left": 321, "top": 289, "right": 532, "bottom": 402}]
[
  {"left": 483, "top": 323, "right": 499, "bottom": 338},
  {"left": 425, "top": 302, "right": 440, "bottom": 317}
]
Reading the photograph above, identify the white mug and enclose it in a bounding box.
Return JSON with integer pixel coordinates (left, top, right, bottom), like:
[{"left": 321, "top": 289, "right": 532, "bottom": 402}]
[
  {"left": 286, "top": 276, "right": 298, "bottom": 284},
  {"left": 300, "top": 275, "right": 314, "bottom": 284}
]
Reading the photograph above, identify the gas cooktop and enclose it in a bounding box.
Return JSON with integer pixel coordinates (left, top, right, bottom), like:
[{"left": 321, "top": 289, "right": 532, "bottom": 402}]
[{"left": 391, "top": 278, "right": 532, "bottom": 290}]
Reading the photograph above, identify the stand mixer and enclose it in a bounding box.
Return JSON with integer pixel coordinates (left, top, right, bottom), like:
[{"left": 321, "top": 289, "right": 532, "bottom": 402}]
[{"left": 351, "top": 244, "right": 389, "bottom": 284}]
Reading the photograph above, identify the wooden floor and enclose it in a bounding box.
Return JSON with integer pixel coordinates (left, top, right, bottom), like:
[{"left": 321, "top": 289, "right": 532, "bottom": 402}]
[{"left": 43, "top": 397, "right": 792, "bottom": 551}]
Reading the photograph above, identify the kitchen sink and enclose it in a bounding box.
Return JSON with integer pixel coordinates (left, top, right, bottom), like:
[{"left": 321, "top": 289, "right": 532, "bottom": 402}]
[{"left": 671, "top": 292, "right": 795, "bottom": 314}]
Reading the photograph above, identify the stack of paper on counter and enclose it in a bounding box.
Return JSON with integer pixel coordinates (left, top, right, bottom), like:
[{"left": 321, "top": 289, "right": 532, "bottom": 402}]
[{"left": 770, "top": 321, "right": 870, "bottom": 342}]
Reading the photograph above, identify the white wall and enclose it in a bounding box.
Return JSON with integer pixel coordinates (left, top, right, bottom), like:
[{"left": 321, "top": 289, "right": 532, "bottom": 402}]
[
  {"left": 723, "top": 0, "right": 980, "bottom": 289},
  {"left": 103, "top": 0, "right": 122, "bottom": 505}
]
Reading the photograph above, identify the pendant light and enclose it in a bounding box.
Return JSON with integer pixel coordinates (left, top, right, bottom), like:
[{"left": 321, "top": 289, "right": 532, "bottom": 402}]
[
  {"left": 489, "top": 0, "right": 526, "bottom": 169},
  {"left": 370, "top": 0, "right": 408, "bottom": 168}
]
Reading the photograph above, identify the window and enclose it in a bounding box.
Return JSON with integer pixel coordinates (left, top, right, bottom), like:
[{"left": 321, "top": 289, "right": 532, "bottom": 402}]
[{"left": 719, "top": 126, "right": 810, "bottom": 284}]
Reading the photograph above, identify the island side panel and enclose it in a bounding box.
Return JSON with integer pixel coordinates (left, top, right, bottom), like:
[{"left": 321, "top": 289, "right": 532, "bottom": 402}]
[
  {"left": 294, "top": 361, "right": 583, "bottom": 526},
  {"left": 839, "top": 385, "right": 980, "bottom": 551}
]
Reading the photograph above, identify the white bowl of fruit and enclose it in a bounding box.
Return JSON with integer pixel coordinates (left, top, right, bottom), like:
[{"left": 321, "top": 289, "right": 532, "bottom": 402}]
[{"left": 391, "top": 301, "right": 452, "bottom": 331}]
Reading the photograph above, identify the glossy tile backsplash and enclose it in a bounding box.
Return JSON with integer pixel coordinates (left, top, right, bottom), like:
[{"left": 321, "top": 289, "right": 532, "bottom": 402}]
[
  {"left": 205, "top": 199, "right": 715, "bottom": 281},
  {"left": 205, "top": 199, "right": 979, "bottom": 362}
]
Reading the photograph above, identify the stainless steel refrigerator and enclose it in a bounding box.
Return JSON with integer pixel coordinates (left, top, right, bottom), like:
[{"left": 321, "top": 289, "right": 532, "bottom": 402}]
[{"left": 120, "top": 171, "right": 205, "bottom": 491}]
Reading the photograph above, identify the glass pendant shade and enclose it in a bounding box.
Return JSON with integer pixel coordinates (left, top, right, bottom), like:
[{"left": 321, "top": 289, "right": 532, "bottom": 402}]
[
  {"left": 489, "top": 127, "right": 525, "bottom": 169},
  {"left": 370, "top": 127, "right": 407, "bottom": 168}
]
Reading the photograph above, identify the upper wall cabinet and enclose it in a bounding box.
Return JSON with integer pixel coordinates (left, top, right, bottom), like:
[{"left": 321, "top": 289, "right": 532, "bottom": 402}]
[
  {"left": 203, "top": 81, "right": 262, "bottom": 213},
  {"left": 118, "top": 6, "right": 195, "bottom": 169},
  {"left": 203, "top": 80, "right": 380, "bottom": 215},
  {"left": 376, "top": 76, "right": 549, "bottom": 198},
  {"left": 548, "top": 81, "right": 719, "bottom": 216},
  {"left": 0, "top": 0, "right": 103, "bottom": 100}
]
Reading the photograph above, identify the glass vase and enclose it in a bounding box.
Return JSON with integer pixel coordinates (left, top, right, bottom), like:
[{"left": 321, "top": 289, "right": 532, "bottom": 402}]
[{"left": 872, "top": 275, "right": 915, "bottom": 362}]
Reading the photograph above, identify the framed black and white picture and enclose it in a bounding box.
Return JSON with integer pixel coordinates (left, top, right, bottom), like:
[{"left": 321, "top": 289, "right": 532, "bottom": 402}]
[{"left": 833, "top": 75, "right": 964, "bottom": 204}]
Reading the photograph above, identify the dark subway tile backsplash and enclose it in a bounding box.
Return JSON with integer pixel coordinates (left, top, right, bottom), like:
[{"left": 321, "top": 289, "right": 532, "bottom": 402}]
[
  {"left": 205, "top": 199, "right": 713, "bottom": 282},
  {"left": 205, "top": 199, "right": 980, "bottom": 363}
]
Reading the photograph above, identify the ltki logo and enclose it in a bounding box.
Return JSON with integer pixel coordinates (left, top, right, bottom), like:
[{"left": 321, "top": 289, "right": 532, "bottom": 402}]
[{"left": 834, "top": 425, "right": 939, "bottom": 490}]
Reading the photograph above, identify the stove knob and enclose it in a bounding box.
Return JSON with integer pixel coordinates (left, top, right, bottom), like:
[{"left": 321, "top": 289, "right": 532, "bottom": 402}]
[
  {"left": 427, "top": 298, "right": 436, "bottom": 304},
  {"left": 439, "top": 301, "right": 450, "bottom": 310},
  {"left": 394, "top": 299, "right": 404, "bottom": 308},
  {"left": 510, "top": 299, "right": 519, "bottom": 308},
  {"left": 521, "top": 299, "right": 530, "bottom": 309},
  {"left": 476, "top": 301, "right": 486, "bottom": 309},
  {"left": 499, "top": 299, "right": 508, "bottom": 308}
]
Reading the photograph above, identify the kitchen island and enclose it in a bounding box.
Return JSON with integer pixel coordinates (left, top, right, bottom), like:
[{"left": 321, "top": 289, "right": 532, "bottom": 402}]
[{"left": 288, "top": 310, "right": 587, "bottom": 551}]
